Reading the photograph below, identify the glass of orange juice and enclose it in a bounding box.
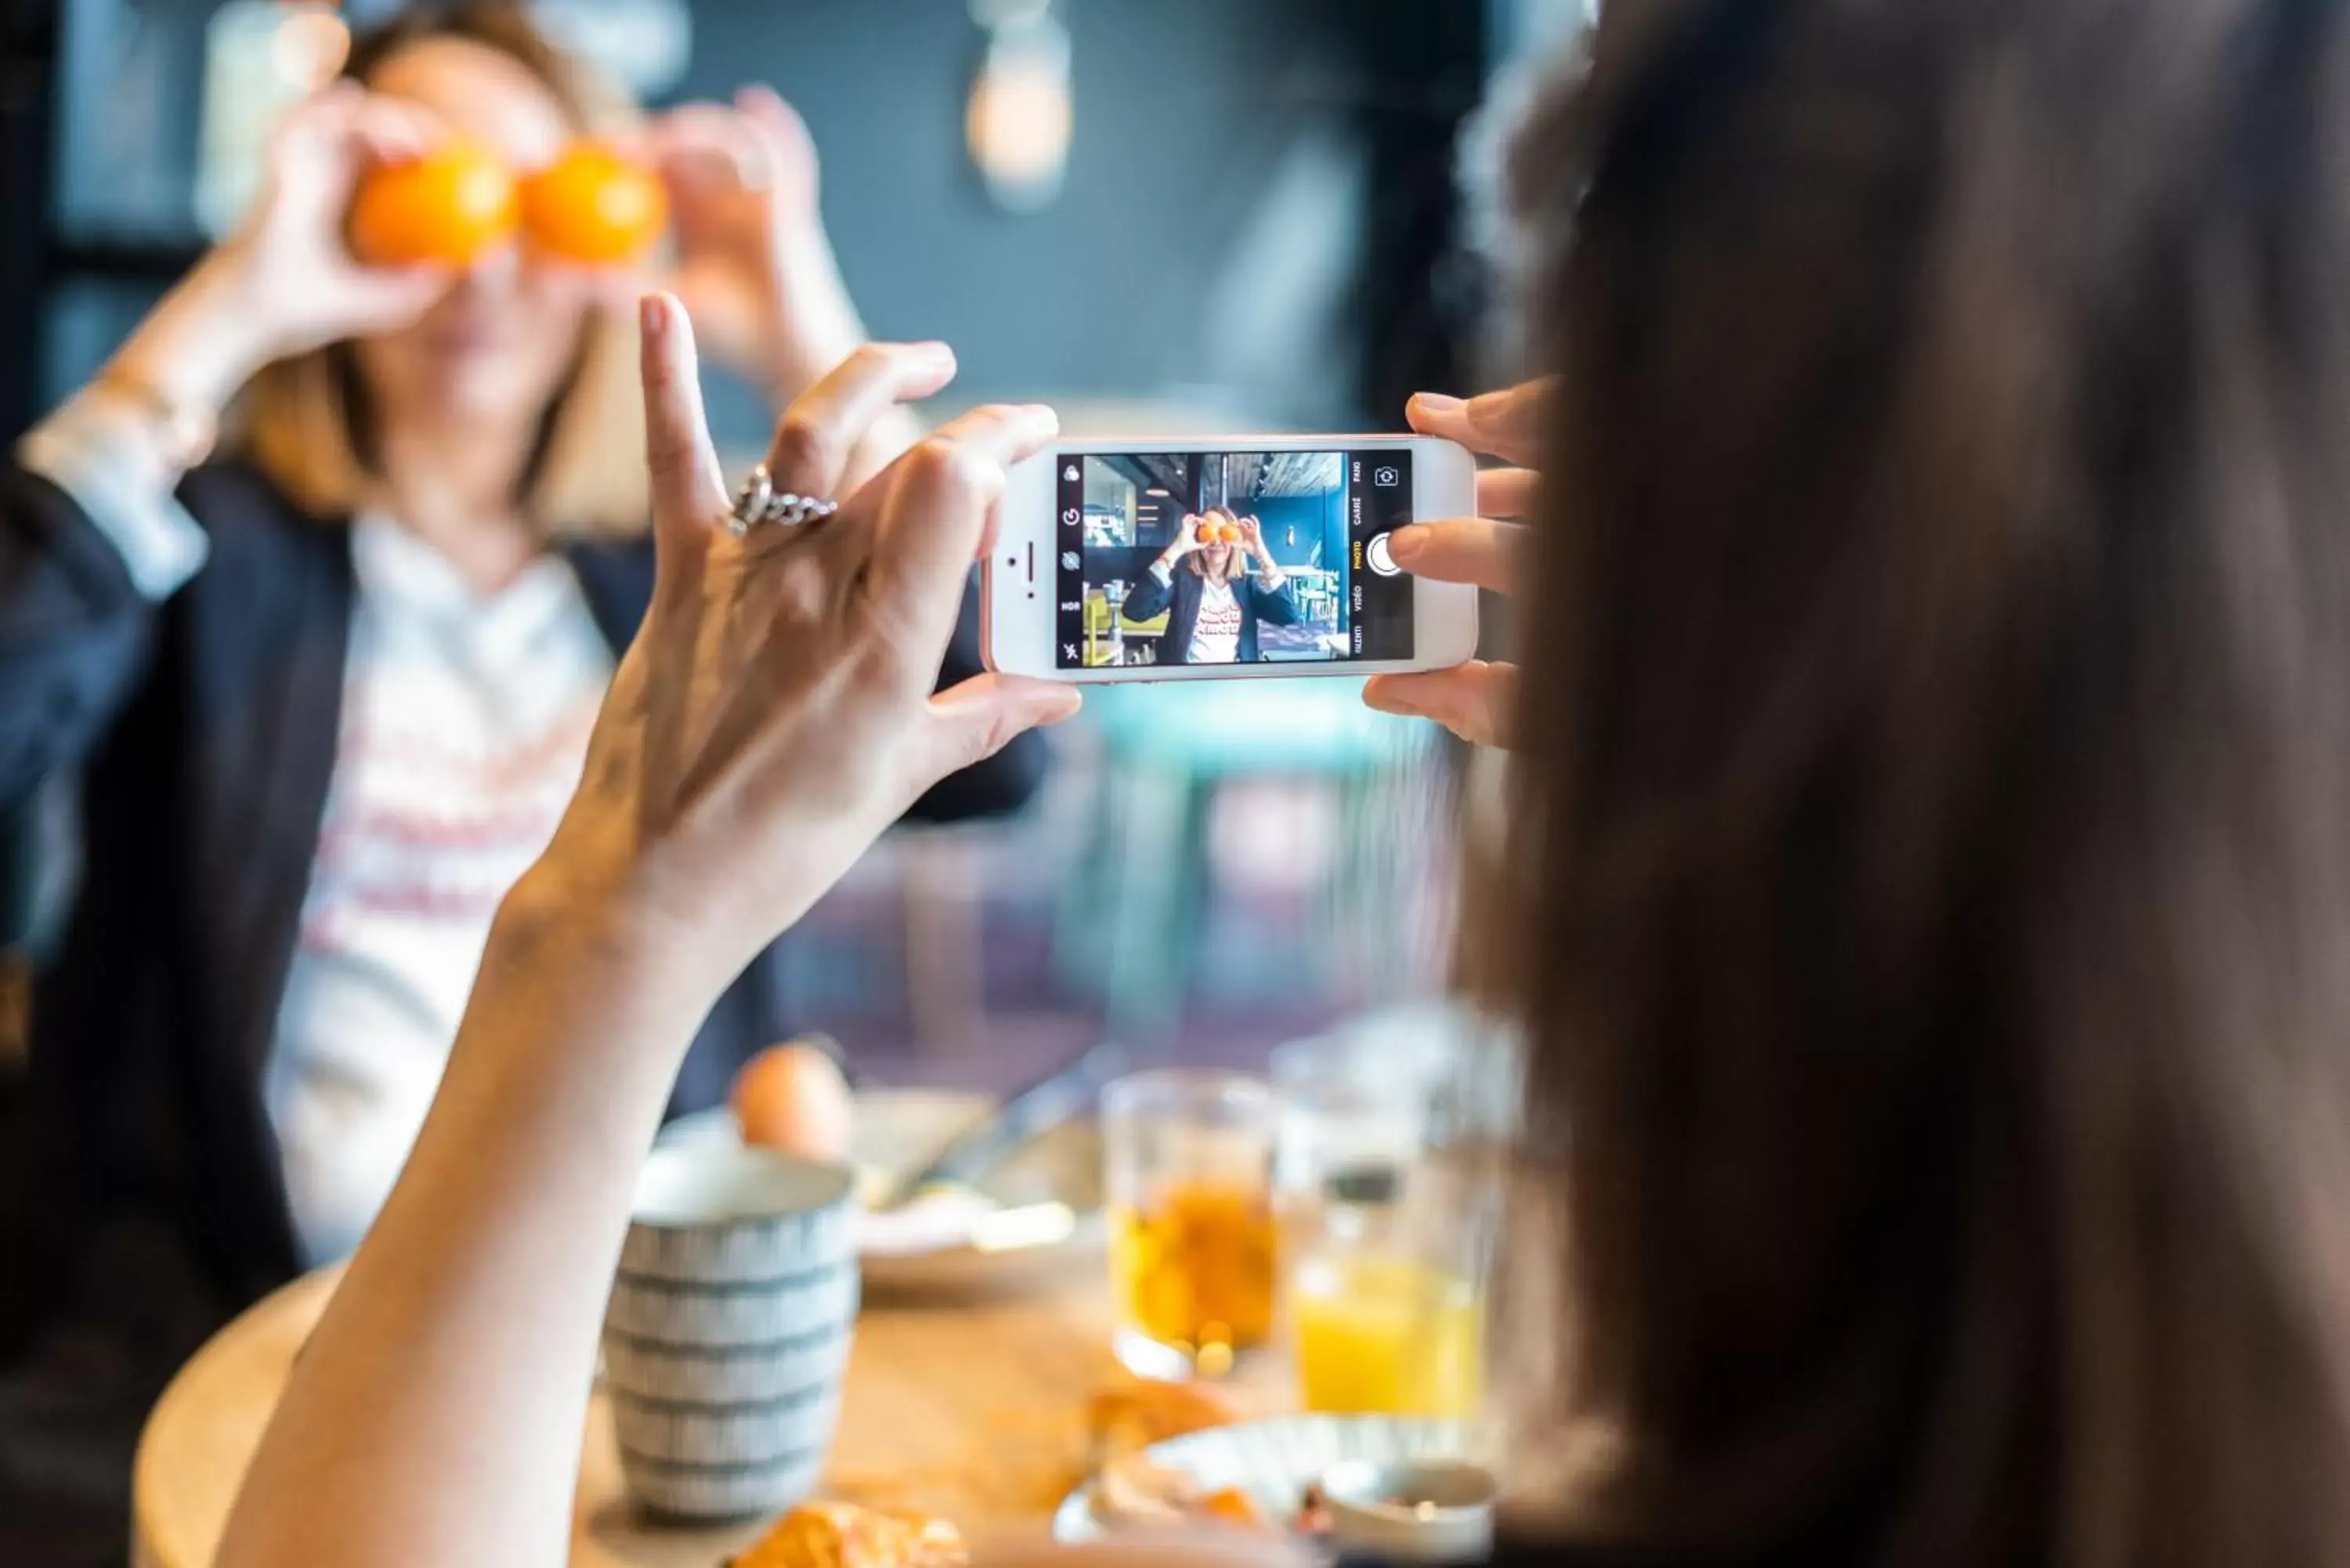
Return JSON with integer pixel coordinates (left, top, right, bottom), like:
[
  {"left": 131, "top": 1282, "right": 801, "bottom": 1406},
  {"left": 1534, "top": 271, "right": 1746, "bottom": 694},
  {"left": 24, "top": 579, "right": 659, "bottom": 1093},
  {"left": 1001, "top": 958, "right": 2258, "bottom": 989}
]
[
  {"left": 1273, "top": 1034, "right": 1494, "bottom": 1420},
  {"left": 1290, "top": 1213, "right": 1484, "bottom": 1418},
  {"left": 1103, "top": 1071, "right": 1279, "bottom": 1380}
]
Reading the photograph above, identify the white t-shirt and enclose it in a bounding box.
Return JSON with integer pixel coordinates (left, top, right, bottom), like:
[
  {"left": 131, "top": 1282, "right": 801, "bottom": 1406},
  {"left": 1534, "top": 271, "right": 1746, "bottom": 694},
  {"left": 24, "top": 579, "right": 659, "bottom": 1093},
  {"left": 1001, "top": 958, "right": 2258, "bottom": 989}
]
[
  {"left": 1189, "top": 577, "right": 1244, "bottom": 663},
  {"left": 268, "top": 515, "right": 613, "bottom": 1263}
]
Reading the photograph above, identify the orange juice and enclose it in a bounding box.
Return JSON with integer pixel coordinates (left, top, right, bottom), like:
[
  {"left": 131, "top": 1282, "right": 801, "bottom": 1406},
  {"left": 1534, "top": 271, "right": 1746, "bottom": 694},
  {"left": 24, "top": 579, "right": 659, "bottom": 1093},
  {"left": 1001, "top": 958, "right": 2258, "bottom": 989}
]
[
  {"left": 1111, "top": 1183, "right": 1278, "bottom": 1357},
  {"left": 1292, "top": 1252, "right": 1482, "bottom": 1417}
]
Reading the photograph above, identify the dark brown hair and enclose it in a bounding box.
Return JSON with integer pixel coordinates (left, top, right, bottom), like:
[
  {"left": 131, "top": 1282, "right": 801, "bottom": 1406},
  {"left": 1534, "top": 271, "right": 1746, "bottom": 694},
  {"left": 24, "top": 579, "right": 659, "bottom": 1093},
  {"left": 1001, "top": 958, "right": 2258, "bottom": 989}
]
[{"left": 1502, "top": 1, "right": 2350, "bottom": 1563}]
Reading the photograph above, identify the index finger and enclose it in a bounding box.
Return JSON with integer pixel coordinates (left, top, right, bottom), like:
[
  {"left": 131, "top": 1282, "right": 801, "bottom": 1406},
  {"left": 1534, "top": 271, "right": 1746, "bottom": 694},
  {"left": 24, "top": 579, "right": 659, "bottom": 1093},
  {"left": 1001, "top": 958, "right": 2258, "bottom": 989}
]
[
  {"left": 1388, "top": 518, "right": 1524, "bottom": 594},
  {"left": 344, "top": 95, "right": 440, "bottom": 166},
  {"left": 1406, "top": 379, "right": 1556, "bottom": 467},
  {"left": 732, "top": 84, "right": 814, "bottom": 169},
  {"left": 765, "top": 341, "right": 960, "bottom": 500},
  {"left": 649, "top": 103, "right": 770, "bottom": 188}
]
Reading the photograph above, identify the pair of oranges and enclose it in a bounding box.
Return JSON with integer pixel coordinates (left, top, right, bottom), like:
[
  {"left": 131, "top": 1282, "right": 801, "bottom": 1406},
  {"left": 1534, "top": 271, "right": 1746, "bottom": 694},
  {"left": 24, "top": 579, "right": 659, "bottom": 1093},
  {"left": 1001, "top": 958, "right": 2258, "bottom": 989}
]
[
  {"left": 347, "top": 139, "right": 667, "bottom": 269},
  {"left": 1194, "top": 519, "right": 1245, "bottom": 545}
]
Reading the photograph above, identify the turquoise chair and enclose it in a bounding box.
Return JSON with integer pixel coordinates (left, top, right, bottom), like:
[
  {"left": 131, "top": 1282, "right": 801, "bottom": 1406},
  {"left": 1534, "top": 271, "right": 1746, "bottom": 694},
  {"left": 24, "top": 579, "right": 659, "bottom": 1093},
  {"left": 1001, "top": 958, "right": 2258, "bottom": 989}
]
[{"left": 1054, "top": 678, "right": 1439, "bottom": 1043}]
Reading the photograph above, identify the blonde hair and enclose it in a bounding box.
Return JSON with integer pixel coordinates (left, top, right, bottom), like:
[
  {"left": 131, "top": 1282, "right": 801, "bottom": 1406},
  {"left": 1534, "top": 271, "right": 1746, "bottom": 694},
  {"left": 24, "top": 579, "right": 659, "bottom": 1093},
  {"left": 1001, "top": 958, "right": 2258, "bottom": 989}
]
[
  {"left": 1184, "top": 504, "right": 1246, "bottom": 587},
  {"left": 233, "top": 3, "right": 649, "bottom": 537}
]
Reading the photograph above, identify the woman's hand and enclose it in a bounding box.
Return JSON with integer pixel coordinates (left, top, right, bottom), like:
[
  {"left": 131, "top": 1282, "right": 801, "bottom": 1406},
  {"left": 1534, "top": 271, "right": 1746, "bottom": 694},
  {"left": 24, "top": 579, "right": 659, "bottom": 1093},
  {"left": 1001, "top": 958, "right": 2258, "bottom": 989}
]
[
  {"left": 1158, "top": 515, "right": 1205, "bottom": 569},
  {"left": 212, "top": 296, "right": 1079, "bottom": 1568},
  {"left": 210, "top": 84, "right": 453, "bottom": 365},
  {"left": 1236, "top": 513, "right": 1267, "bottom": 559},
  {"left": 106, "top": 84, "right": 451, "bottom": 425},
  {"left": 653, "top": 87, "right": 863, "bottom": 403},
  {"left": 527, "top": 296, "right": 1083, "bottom": 988},
  {"left": 1360, "top": 381, "right": 1550, "bottom": 748}
]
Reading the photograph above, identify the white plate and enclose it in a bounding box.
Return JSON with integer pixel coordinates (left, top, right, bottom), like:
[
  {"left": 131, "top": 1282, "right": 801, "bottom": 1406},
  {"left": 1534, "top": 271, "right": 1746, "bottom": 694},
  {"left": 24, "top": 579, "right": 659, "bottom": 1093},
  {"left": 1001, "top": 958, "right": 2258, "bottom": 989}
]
[
  {"left": 659, "top": 1089, "right": 1104, "bottom": 1296},
  {"left": 1052, "top": 1415, "right": 1483, "bottom": 1542}
]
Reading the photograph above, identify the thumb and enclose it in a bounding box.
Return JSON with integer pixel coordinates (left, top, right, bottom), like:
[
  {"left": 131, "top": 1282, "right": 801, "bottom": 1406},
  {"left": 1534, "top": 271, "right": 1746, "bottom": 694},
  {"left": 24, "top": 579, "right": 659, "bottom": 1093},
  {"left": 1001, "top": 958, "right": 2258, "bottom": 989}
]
[
  {"left": 638, "top": 291, "right": 729, "bottom": 547},
  {"left": 1362, "top": 662, "right": 1517, "bottom": 748},
  {"left": 912, "top": 674, "right": 1083, "bottom": 790}
]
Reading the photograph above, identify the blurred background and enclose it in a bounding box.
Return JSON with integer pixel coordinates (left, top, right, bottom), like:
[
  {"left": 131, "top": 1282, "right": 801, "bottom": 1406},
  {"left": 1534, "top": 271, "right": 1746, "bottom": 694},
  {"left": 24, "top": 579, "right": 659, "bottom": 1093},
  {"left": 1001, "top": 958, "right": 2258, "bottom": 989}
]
[
  {"left": 0, "top": 2, "right": 1593, "bottom": 1558},
  {"left": 0, "top": 0, "right": 1586, "bottom": 1095}
]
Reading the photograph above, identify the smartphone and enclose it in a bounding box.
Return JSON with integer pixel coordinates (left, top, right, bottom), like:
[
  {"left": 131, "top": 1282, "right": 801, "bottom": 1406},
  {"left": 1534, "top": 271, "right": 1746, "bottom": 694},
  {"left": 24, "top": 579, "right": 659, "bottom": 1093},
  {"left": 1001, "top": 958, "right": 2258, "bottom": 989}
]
[{"left": 983, "top": 436, "right": 1479, "bottom": 681}]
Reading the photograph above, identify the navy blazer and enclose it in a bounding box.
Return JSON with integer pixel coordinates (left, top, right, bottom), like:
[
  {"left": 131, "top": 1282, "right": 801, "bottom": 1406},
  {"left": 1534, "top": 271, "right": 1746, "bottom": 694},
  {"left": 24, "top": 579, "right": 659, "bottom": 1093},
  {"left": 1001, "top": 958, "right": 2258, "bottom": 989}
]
[
  {"left": 1122, "top": 560, "right": 1303, "bottom": 664},
  {"left": 0, "top": 460, "right": 1047, "bottom": 1337}
]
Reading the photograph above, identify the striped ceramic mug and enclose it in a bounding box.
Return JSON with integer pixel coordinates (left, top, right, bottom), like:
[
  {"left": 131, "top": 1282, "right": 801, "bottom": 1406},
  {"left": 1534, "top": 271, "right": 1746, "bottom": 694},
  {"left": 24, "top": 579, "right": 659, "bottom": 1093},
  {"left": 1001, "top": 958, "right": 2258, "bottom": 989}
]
[{"left": 602, "top": 1141, "right": 860, "bottom": 1520}]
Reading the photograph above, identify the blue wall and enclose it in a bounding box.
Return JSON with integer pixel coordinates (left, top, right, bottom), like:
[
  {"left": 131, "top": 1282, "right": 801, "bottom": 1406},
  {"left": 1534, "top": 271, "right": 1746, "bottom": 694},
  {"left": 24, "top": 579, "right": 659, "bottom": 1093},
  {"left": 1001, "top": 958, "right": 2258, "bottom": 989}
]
[
  {"left": 675, "top": 0, "right": 1363, "bottom": 443},
  {"left": 42, "top": 0, "right": 1376, "bottom": 444},
  {"left": 1249, "top": 490, "right": 1344, "bottom": 573}
]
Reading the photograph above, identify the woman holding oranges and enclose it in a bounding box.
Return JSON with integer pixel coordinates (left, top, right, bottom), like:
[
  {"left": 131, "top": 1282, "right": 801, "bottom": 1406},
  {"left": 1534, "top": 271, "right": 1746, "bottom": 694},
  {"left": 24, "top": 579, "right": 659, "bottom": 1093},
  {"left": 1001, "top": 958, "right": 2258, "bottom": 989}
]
[
  {"left": 0, "top": 3, "right": 1047, "bottom": 1543},
  {"left": 1124, "top": 504, "right": 1303, "bottom": 665}
]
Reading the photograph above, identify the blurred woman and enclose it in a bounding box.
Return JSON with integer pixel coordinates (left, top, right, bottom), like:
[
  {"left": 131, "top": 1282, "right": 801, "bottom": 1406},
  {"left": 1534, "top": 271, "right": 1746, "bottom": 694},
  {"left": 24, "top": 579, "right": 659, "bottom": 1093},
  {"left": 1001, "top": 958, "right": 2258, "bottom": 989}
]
[
  {"left": 0, "top": 1, "right": 1043, "bottom": 1534},
  {"left": 1123, "top": 504, "right": 1301, "bottom": 664},
  {"left": 195, "top": 0, "right": 2350, "bottom": 1564}
]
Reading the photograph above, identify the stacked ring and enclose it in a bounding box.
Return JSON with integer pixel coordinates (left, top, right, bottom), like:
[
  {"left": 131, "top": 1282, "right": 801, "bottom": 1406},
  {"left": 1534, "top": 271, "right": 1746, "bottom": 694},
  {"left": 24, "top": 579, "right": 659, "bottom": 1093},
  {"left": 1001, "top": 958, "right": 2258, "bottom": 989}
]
[{"left": 726, "top": 463, "right": 841, "bottom": 537}]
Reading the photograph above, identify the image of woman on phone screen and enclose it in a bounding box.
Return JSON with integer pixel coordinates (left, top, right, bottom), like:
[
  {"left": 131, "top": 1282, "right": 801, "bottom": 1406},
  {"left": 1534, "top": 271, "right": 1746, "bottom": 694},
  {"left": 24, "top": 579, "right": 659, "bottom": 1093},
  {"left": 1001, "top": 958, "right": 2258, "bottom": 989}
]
[{"left": 1123, "top": 504, "right": 1301, "bottom": 664}]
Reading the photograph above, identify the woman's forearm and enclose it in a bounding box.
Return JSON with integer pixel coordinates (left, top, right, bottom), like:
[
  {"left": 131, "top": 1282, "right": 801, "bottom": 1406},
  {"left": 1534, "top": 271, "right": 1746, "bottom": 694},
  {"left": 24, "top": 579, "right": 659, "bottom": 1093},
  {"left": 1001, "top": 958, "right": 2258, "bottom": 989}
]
[
  {"left": 63, "top": 251, "right": 270, "bottom": 496},
  {"left": 110, "top": 251, "right": 271, "bottom": 421},
  {"left": 210, "top": 297, "right": 1080, "bottom": 1568},
  {"left": 215, "top": 874, "right": 725, "bottom": 1568}
]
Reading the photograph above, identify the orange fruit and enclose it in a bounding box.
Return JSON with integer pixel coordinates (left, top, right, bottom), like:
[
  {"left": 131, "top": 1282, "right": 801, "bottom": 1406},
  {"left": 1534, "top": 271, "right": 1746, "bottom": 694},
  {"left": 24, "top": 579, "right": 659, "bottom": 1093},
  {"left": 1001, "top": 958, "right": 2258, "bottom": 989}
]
[
  {"left": 1195, "top": 521, "right": 1215, "bottom": 544},
  {"left": 1217, "top": 523, "right": 1242, "bottom": 544},
  {"left": 520, "top": 141, "right": 668, "bottom": 265},
  {"left": 348, "top": 139, "right": 519, "bottom": 267}
]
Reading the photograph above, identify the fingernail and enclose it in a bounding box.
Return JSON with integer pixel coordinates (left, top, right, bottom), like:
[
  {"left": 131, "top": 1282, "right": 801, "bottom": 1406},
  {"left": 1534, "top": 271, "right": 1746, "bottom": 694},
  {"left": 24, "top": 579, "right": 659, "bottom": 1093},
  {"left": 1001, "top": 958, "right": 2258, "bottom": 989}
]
[
  {"left": 1410, "top": 392, "right": 1464, "bottom": 415},
  {"left": 1388, "top": 523, "right": 1426, "bottom": 562},
  {"left": 639, "top": 294, "right": 663, "bottom": 336},
  {"left": 912, "top": 340, "right": 954, "bottom": 365}
]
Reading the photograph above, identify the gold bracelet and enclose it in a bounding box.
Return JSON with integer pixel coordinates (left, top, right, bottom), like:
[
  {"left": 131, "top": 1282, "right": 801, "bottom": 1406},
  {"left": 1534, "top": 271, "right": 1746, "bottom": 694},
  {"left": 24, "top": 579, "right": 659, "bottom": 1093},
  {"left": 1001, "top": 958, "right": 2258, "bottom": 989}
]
[{"left": 93, "top": 366, "right": 219, "bottom": 471}]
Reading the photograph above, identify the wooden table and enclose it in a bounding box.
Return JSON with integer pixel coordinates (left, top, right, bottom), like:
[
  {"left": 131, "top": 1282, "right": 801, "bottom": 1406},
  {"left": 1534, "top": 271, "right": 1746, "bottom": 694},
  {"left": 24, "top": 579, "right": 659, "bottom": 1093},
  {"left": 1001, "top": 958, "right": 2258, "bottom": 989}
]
[{"left": 133, "top": 1263, "right": 1291, "bottom": 1568}]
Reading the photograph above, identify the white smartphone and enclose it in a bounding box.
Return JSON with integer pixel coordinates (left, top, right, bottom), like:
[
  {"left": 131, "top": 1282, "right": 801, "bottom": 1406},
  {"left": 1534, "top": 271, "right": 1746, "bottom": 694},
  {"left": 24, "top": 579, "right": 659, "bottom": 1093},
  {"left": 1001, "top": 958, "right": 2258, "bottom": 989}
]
[{"left": 982, "top": 435, "right": 1480, "bottom": 681}]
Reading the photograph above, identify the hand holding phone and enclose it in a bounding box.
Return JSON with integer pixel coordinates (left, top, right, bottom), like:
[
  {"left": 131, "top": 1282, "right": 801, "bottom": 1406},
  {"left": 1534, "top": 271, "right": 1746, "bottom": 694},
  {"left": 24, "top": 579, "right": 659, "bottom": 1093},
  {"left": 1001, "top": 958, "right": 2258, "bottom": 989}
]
[
  {"left": 1358, "top": 384, "right": 1549, "bottom": 746},
  {"left": 982, "top": 437, "right": 1479, "bottom": 681}
]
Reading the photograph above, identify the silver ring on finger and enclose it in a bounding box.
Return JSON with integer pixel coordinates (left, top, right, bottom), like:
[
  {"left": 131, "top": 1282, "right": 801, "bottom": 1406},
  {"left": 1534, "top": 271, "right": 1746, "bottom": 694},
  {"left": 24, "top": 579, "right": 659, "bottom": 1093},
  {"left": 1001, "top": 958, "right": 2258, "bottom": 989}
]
[{"left": 725, "top": 462, "right": 840, "bottom": 537}]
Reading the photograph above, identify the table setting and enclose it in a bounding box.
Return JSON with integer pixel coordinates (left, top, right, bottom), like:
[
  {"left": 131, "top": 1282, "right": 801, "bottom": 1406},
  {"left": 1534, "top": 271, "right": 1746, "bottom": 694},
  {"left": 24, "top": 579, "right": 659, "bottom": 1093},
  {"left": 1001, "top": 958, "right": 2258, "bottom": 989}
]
[{"left": 133, "top": 1007, "right": 1514, "bottom": 1568}]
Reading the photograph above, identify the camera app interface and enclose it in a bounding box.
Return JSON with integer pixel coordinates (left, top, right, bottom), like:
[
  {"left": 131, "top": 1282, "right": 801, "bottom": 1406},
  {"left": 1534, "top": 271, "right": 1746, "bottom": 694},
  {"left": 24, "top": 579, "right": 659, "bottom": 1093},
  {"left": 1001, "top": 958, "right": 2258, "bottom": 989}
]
[{"left": 1054, "top": 450, "right": 1415, "bottom": 670}]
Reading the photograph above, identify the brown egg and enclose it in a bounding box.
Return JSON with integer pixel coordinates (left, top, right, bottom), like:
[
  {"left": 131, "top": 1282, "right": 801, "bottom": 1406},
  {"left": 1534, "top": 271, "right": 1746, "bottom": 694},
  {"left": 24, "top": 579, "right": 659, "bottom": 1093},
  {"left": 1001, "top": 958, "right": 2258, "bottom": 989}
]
[{"left": 731, "top": 1041, "right": 854, "bottom": 1165}]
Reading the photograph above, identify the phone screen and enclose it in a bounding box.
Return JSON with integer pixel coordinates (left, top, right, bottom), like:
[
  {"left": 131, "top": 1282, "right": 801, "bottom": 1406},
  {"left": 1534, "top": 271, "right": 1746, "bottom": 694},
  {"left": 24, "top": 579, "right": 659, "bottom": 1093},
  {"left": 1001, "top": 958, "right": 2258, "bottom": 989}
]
[{"left": 1054, "top": 449, "right": 1415, "bottom": 670}]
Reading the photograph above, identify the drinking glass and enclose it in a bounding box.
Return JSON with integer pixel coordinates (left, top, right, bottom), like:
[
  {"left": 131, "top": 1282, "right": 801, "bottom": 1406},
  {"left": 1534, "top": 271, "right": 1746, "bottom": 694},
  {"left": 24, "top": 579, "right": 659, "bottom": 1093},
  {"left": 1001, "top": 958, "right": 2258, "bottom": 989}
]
[
  {"left": 1103, "top": 1070, "right": 1279, "bottom": 1379},
  {"left": 1289, "top": 1191, "right": 1484, "bottom": 1418},
  {"left": 1272, "top": 1018, "right": 1499, "bottom": 1418}
]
